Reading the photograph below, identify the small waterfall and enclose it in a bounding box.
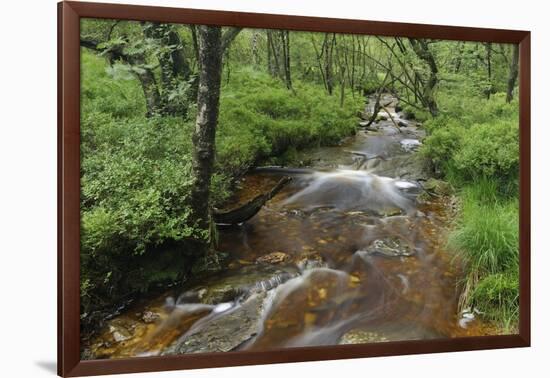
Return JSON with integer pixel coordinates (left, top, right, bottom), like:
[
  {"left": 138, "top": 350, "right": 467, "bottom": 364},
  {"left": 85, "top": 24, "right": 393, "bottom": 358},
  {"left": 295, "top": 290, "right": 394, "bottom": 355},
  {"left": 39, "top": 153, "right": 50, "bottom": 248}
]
[{"left": 282, "top": 170, "right": 420, "bottom": 215}]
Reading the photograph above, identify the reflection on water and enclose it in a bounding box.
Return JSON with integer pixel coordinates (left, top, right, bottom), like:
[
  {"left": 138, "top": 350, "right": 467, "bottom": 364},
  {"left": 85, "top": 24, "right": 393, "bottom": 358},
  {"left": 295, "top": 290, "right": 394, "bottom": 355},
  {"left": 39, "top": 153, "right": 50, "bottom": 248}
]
[{"left": 83, "top": 94, "right": 500, "bottom": 360}]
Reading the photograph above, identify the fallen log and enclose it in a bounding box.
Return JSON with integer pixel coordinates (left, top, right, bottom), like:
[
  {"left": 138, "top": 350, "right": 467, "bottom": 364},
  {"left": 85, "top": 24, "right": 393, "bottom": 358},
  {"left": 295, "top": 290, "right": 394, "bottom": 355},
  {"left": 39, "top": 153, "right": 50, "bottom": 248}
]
[
  {"left": 380, "top": 105, "right": 402, "bottom": 134},
  {"left": 213, "top": 176, "right": 292, "bottom": 225}
]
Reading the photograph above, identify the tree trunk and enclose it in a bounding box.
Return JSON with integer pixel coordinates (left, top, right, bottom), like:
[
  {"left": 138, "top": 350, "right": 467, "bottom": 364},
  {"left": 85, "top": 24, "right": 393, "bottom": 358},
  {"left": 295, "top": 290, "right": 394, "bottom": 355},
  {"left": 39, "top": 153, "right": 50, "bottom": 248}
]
[
  {"left": 135, "top": 66, "right": 162, "bottom": 117},
  {"left": 506, "top": 44, "right": 520, "bottom": 103},
  {"left": 340, "top": 66, "right": 346, "bottom": 107},
  {"left": 350, "top": 36, "right": 356, "bottom": 96},
  {"left": 324, "top": 33, "right": 335, "bottom": 95},
  {"left": 485, "top": 42, "right": 493, "bottom": 99},
  {"left": 267, "top": 30, "right": 273, "bottom": 75},
  {"left": 123, "top": 52, "right": 162, "bottom": 117},
  {"left": 187, "top": 26, "right": 242, "bottom": 259},
  {"left": 454, "top": 42, "right": 465, "bottom": 73},
  {"left": 251, "top": 31, "right": 260, "bottom": 67},
  {"left": 280, "top": 31, "right": 292, "bottom": 90},
  {"left": 189, "top": 25, "right": 200, "bottom": 66},
  {"left": 312, "top": 36, "right": 328, "bottom": 93},
  {"left": 409, "top": 38, "right": 439, "bottom": 116},
  {"left": 188, "top": 26, "right": 223, "bottom": 256},
  {"left": 267, "top": 30, "right": 280, "bottom": 77}
]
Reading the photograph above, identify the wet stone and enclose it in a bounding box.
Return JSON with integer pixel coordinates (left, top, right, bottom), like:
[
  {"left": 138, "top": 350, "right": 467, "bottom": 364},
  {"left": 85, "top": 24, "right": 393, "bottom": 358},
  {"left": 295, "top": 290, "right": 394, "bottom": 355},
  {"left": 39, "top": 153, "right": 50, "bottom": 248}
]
[
  {"left": 400, "top": 139, "right": 422, "bottom": 152},
  {"left": 339, "top": 330, "right": 390, "bottom": 344},
  {"left": 422, "top": 178, "right": 453, "bottom": 196},
  {"left": 256, "top": 252, "right": 291, "bottom": 265},
  {"left": 340, "top": 325, "right": 443, "bottom": 344},
  {"left": 379, "top": 208, "right": 403, "bottom": 217},
  {"left": 108, "top": 321, "right": 133, "bottom": 343},
  {"left": 371, "top": 153, "right": 431, "bottom": 180},
  {"left": 141, "top": 310, "right": 160, "bottom": 324},
  {"left": 296, "top": 253, "right": 326, "bottom": 271},
  {"left": 184, "top": 264, "right": 299, "bottom": 305},
  {"left": 361, "top": 237, "right": 415, "bottom": 258},
  {"left": 163, "top": 292, "right": 269, "bottom": 354}
]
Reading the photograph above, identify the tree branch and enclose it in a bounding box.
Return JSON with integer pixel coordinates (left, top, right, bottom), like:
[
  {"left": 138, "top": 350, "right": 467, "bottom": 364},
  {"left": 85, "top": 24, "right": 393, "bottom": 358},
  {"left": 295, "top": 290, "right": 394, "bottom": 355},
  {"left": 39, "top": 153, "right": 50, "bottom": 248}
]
[
  {"left": 80, "top": 37, "right": 100, "bottom": 51},
  {"left": 220, "top": 27, "right": 242, "bottom": 52}
]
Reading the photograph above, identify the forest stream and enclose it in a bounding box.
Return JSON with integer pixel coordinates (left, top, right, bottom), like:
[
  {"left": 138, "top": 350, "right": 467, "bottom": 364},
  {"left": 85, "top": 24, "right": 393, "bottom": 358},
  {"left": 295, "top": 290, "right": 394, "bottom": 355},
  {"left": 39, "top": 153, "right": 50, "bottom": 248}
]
[{"left": 82, "top": 94, "right": 499, "bottom": 359}]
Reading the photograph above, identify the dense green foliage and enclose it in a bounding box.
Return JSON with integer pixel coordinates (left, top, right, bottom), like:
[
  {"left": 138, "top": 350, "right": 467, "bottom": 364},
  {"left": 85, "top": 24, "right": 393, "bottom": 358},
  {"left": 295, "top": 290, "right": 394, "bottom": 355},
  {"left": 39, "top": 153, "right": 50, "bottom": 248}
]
[{"left": 422, "top": 93, "right": 519, "bottom": 184}]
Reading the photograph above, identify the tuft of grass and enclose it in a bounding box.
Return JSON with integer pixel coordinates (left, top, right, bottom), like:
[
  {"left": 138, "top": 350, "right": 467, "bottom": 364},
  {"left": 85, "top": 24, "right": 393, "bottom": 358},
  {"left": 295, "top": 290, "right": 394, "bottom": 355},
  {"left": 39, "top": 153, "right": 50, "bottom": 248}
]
[
  {"left": 471, "top": 272, "right": 519, "bottom": 331},
  {"left": 448, "top": 180, "right": 519, "bottom": 331}
]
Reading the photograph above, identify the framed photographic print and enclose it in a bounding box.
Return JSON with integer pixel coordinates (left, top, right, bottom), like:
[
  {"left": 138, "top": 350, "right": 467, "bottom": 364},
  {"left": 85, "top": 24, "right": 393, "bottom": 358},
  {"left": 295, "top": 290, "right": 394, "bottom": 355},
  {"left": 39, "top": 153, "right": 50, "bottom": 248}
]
[{"left": 58, "top": 1, "right": 530, "bottom": 376}]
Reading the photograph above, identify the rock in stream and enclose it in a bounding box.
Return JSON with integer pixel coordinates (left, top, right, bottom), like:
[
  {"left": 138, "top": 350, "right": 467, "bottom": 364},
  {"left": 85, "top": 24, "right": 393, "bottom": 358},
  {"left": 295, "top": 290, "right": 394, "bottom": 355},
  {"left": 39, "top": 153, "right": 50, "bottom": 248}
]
[
  {"left": 163, "top": 292, "right": 271, "bottom": 354},
  {"left": 181, "top": 264, "right": 299, "bottom": 305}
]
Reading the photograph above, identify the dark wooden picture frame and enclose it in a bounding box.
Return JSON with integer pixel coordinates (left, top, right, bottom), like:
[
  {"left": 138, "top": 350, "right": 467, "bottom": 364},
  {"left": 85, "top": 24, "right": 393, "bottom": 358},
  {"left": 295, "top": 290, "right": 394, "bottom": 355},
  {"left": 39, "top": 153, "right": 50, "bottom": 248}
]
[{"left": 58, "top": 1, "right": 531, "bottom": 376}]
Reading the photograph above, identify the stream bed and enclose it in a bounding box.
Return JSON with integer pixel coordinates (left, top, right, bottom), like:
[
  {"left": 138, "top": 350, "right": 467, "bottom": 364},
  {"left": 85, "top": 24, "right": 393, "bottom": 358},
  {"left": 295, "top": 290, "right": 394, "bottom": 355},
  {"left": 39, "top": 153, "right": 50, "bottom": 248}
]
[{"left": 82, "top": 94, "right": 499, "bottom": 359}]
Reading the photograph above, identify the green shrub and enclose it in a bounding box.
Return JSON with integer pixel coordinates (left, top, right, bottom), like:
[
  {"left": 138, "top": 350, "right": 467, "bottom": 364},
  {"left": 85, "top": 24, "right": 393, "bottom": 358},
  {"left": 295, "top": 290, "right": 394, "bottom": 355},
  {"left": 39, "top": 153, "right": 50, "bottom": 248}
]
[
  {"left": 421, "top": 92, "right": 519, "bottom": 186},
  {"left": 452, "top": 120, "right": 519, "bottom": 183},
  {"left": 439, "top": 92, "right": 518, "bottom": 126},
  {"left": 81, "top": 115, "right": 200, "bottom": 256},
  {"left": 81, "top": 50, "right": 145, "bottom": 118},
  {"left": 421, "top": 117, "right": 464, "bottom": 174},
  {"left": 401, "top": 104, "right": 430, "bottom": 122},
  {"left": 217, "top": 68, "right": 360, "bottom": 166}
]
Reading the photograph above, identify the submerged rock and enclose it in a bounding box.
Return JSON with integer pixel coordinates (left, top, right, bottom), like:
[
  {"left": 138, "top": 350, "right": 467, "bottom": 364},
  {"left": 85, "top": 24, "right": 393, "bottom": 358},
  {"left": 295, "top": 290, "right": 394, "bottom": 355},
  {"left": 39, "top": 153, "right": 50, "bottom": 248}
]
[
  {"left": 164, "top": 292, "right": 269, "bottom": 354},
  {"left": 339, "top": 325, "right": 443, "bottom": 344},
  {"left": 296, "top": 252, "right": 327, "bottom": 271},
  {"left": 370, "top": 153, "right": 431, "bottom": 181},
  {"left": 378, "top": 208, "right": 403, "bottom": 217},
  {"left": 422, "top": 178, "right": 453, "bottom": 196},
  {"left": 141, "top": 310, "right": 160, "bottom": 324},
  {"left": 108, "top": 321, "right": 133, "bottom": 343},
  {"left": 256, "top": 252, "right": 291, "bottom": 265},
  {"left": 360, "top": 237, "right": 415, "bottom": 258},
  {"left": 339, "top": 330, "right": 390, "bottom": 344},
  {"left": 182, "top": 265, "right": 298, "bottom": 305},
  {"left": 400, "top": 139, "right": 422, "bottom": 152}
]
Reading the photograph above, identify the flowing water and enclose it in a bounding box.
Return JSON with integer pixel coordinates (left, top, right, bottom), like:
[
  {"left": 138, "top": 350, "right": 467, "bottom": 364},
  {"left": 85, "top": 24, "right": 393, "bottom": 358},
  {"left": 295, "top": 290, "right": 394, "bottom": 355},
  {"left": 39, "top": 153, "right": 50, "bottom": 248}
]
[{"left": 83, "top": 94, "right": 499, "bottom": 359}]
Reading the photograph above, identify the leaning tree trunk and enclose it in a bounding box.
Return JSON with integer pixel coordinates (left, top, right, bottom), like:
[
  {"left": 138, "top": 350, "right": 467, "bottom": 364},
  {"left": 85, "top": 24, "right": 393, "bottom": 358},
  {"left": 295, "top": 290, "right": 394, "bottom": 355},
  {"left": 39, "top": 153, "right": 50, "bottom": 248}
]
[
  {"left": 188, "top": 26, "right": 223, "bottom": 257},
  {"left": 506, "top": 44, "right": 520, "bottom": 103},
  {"left": 142, "top": 22, "right": 192, "bottom": 116},
  {"left": 124, "top": 53, "right": 162, "bottom": 117},
  {"left": 80, "top": 37, "right": 163, "bottom": 118}
]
